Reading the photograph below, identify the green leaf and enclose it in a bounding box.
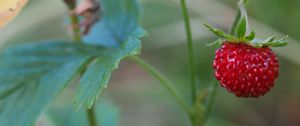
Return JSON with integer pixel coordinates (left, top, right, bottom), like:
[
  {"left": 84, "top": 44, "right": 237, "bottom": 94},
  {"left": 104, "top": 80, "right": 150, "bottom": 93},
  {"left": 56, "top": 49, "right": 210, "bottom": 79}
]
[
  {"left": 74, "top": 37, "right": 142, "bottom": 109},
  {"left": 236, "top": 17, "right": 247, "bottom": 38},
  {"left": 74, "top": 0, "right": 146, "bottom": 109},
  {"left": 48, "top": 99, "right": 119, "bottom": 126},
  {"left": 0, "top": 41, "right": 96, "bottom": 126},
  {"left": 84, "top": 0, "right": 145, "bottom": 47},
  {"left": 0, "top": 38, "right": 142, "bottom": 125}
]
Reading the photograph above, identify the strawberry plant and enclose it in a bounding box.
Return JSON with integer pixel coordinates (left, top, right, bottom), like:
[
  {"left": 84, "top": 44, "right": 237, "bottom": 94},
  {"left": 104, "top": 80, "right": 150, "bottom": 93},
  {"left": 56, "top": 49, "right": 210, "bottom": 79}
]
[{"left": 0, "top": 0, "right": 288, "bottom": 126}]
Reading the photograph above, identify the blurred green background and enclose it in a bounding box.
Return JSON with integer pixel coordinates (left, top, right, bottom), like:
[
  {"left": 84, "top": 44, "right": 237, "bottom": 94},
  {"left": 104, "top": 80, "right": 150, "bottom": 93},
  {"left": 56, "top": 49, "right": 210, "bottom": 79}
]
[{"left": 1, "top": 0, "right": 300, "bottom": 126}]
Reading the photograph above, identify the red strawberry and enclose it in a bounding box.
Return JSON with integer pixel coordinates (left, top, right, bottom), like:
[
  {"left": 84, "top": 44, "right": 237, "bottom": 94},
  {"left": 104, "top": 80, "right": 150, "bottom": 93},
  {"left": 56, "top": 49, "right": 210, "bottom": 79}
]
[
  {"left": 204, "top": 0, "right": 287, "bottom": 98},
  {"left": 213, "top": 42, "right": 279, "bottom": 97}
]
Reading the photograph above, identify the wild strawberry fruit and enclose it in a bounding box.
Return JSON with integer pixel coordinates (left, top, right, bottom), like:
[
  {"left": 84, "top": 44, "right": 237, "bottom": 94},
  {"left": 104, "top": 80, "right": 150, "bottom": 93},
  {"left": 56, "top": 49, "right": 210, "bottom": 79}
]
[
  {"left": 203, "top": 0, "right": 287, "bottom": 97},
  {"left": 213, "top": 42, "right": 279, "bottom": 97},
  {"left": 204, "top": 22, "right": 287, "bottom": 98}
]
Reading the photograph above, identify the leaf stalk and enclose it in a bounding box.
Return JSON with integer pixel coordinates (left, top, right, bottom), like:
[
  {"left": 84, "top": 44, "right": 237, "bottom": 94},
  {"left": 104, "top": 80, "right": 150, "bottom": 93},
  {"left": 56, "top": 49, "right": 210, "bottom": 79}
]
[{"left": 86, "top": 106, "right": 98, "bottom": 126}]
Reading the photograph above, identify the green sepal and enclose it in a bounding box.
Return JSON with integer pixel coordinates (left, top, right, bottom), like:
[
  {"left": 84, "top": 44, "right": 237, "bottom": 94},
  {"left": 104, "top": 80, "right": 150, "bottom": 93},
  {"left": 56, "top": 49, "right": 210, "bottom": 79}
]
[
  {"left": 264, "top": 36, "right": 288, "bottom": 47},
  {"left": 265, "top": 41, "right": 288, "bottom": 47},
  {"left": 263, "top": 35, "right": 276, "bottom": 42},
  {"left": 206, "top": 39, "right": 223, "bottom": 47},
  {"left": 245, "top": 31, "right": 255, "bottom": 41},
  {"left": 250, "top": 36, "right": 288, "bottom": 48},
  {"left": 236, "top": 17, "right": 247, "bottom": 38},
  {"left": 203, "top": 24, "right": 237, "bottom": 40},
  {"left": 230, "top": 0, "right": 249, "bottom": 37}
]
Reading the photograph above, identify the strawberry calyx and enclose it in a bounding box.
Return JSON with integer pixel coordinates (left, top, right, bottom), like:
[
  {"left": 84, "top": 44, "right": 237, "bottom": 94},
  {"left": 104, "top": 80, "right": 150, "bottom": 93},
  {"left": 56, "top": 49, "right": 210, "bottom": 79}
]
[
  {"left": 204, "top": 0, "right": 288, "bottom": 48},
  {"left": 204, "top": 24, "right": 288, "bottom": 48}
]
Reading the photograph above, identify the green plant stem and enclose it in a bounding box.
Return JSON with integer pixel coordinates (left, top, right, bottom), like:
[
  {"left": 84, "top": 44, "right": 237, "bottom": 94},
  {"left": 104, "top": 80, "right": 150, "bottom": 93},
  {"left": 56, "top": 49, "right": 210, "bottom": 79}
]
[
  {"left": 179, "top": 0, "right": 197, "bottom": 104},
  {"left": 129, "top": 56, "right": 191, "bottom": 113},
  {"left": 86, "top": 106, "right": 97, "bottom": 126},
  {"left": 203, "top": 81, "right": 218, "bottom": 123}
]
